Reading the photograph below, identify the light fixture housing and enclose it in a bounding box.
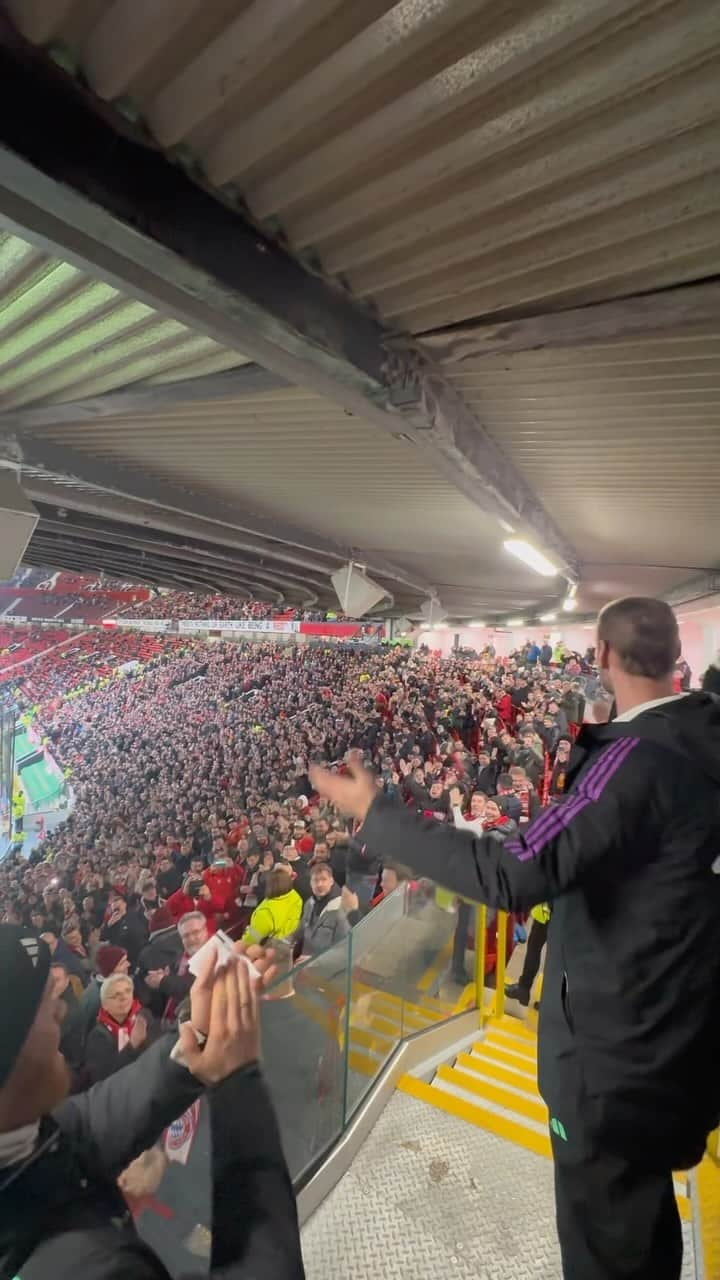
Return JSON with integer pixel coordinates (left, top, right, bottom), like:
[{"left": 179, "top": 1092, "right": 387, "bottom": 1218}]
[{"left": 503, "top": 538, "right": 559, "bottom": 577}]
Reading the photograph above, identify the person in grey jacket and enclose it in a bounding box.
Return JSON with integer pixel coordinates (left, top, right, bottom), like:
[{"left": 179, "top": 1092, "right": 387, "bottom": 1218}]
[
  {"left": 0, "top": 925, "right": 304, "bottom": 1280},
  {"left": 297, "top": 863, "right": 351, "bottom": 959}
]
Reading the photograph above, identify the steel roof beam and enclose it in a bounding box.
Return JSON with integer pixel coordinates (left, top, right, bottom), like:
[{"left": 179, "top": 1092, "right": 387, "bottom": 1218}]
[
  {"left": 664, "top": 571, "right": 720, "bottom": 608},
  {"left": 28, "top": 535, "right": 294, "bottom": 604},
  {"left": 33, "top": 509, "right": 326, "bottom": 603},
  {"left": 1, "top": 364, "right": 290, "bottom": 431},
  {"left": 419, "top": 281, "right": 720, "bottom": 363},
  {"left": 0, "top": 23, "right": 578, "bottom": 578},
  {"left": 0, "top": 431, "right": 429, "bottom": 594}
]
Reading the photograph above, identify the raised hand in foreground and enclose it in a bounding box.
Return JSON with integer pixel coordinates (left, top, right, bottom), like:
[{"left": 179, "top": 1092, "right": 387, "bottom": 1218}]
[
  {"left": 309, "top": 754, "right": 376, "bottom": 823},
  {"left": 178, "top": 945, "right": 266, "bottom": 1086}
]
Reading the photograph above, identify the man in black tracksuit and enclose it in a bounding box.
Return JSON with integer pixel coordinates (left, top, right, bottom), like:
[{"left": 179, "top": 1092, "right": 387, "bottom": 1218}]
[{"left": 311, "top": 598, "right": 720, "bottom": 1280}]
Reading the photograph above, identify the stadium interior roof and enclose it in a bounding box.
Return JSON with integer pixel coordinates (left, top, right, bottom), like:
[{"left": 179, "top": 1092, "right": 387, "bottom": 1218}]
[{"left": 0, "top": 0, "right": 719, "bottom": 621}]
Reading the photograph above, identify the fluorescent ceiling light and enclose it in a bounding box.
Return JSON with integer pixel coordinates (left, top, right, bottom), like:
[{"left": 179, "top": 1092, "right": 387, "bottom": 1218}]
[
  {"left": 567, "top": 582, "right": 578, "bottom": 598},
  {"left": 562, "top": 597, "right": 578, "bottom": 612},
  {"left": 539, "top": 612, "right": 557, "bottom": 622},
  {"left": 468, "top": 619, "right": 486, "bottom": 627},
  {"left": 498, "top": 517, "right": 515, "bottom": 533},
  {"left": 506, "top": 617, "right": 525, "bottom": 626},
  {"left": 503, "top": 539, "right": 558, "bottom": 577}
]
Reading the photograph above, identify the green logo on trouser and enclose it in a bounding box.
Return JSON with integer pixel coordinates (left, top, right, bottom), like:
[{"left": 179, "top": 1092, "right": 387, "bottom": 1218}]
[{"left": 550, "top": 1117, "right": 568, "bottom": 1141}]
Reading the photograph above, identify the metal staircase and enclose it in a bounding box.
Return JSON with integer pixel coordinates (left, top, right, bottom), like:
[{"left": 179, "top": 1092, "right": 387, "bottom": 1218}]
[{"left": 398, "top": 1013, "right": 694, "bottom": 1224}]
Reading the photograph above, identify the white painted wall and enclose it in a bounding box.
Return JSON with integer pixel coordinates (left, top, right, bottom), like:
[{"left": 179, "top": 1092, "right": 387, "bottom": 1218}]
[{"left": 416, "top": 610, "right": 720, "bottom": 685}]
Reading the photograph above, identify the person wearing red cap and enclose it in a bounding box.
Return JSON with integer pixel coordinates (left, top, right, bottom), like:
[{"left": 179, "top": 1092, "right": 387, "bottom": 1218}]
[
  {"left": 138, "top": 907, "right": 184, "bottom": 976},
  {"left": 0, "top": 924, "right": 303, "bottom": 1279},
  {"left": 78, "top": 944, "right": 130, "bottom": 1038}
]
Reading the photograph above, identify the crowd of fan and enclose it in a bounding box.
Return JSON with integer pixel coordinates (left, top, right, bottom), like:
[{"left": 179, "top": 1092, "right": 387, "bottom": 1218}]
[
  {"left": 119, "top": 590, "right": 351, "bottom": 623},
  {"left": 7, "top": 631, "right": 187, "bottom": 711},
  {"left": 0, "top": 628, "right": 602, "bottom": 1091}
]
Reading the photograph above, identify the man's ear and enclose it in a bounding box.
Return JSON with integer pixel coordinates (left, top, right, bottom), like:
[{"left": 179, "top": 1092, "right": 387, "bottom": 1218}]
[{"left": 597, "top": 639, "right": 610, "bottom": 669}]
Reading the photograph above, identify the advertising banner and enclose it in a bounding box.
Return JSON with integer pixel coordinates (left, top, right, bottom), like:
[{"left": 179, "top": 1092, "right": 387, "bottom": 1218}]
[
  {"left": 105, "top": 618, "right": 173, "bottom": 633},
  {"left": 178, "top": 619, "right": 299, "bottom": 634}
]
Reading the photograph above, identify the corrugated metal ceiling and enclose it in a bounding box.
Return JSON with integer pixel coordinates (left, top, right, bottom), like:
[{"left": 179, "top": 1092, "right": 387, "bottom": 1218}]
[
  {"left": 0, "top": 228, "right": 249, "bottom": 409},
  {"left": 3, "top": 0, "right": 719, "bottom": 614},
  {"left": 8, "top": 0, "right": 720, "bottom": 336},
  {"left": 27, "top": 385, "right": 560, "bottom": 611},
  {"left": 442, "top": 326, "right": 720, "bottom": 573}
]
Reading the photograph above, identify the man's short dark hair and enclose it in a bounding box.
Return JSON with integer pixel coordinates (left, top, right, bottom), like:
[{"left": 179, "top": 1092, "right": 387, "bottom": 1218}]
[
  {"left": 597, "top": 597, "right": 680, "bottom": 679},
  {"left": 497, "top": 773, "right": 513, "bottom": 791}
]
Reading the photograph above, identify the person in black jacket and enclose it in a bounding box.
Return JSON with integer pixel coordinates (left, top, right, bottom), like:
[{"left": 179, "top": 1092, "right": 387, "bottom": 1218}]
[
  {"left": 100, "top": 894, "right": 148, "bottom": 970},
  {"left": 139, "top": 908, "right": 185, "bottom": 973},
  {"left": 311, "top": 597, "right": 720, "bottom": 1280},
  {"left": 0, "top": 925, "right": 304, "bottom": 1280},
  {"left": 84, "top": 973, "right": 155, "bottom": 1084}
]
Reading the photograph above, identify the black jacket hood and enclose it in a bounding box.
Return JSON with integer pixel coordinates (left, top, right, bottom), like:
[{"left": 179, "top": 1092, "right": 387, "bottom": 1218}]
[{"left": 585, "top": 692, "right": 720, "bottom": 786}]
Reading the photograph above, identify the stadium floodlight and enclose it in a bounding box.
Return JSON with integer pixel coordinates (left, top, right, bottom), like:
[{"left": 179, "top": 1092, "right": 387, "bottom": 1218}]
[
  {"left": 539, "top": 612, "right": 557, "bottom": 622},
  {"left": 562, "top": 597, "right": 578, "bottom": 613},
  {"left": 503, "top": 539, "right": 558, "bottom": 577},
  {"left": 506, "top": 617, "right": 525, "bottom": 626},
  {"left": 468, "top": 619, "right": 486, "bottom": 627}
]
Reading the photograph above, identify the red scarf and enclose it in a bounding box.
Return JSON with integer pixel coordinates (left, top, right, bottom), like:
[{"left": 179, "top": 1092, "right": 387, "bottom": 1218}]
[{"left": 97, "top": 998, "right": 142, "bottom": 1050}]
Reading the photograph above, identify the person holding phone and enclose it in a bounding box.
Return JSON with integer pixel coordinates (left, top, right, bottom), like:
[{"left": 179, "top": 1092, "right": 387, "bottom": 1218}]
[
  {"left": 166, "top": 862, "right": 219, "bottom": 935},
  {"left": 99, "top": 893, "right": 148, "bottom": 969}
]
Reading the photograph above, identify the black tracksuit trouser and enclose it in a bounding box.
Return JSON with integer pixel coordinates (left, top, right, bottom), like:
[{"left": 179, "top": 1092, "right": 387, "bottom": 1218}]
[{"left": 552, "top": 1132, "right": 682, "bottom": 1279}]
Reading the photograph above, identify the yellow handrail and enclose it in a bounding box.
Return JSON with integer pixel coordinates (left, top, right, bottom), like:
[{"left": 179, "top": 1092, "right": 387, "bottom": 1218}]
[
  {"left": 474, "top": 904, "right": 487, "bottom": 1017},
  {"left": 494, "top": 911, "right": 508, "bottom": 1020}
]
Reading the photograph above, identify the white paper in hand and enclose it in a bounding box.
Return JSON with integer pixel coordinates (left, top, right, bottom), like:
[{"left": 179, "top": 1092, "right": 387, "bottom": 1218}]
[{"left": 188, "top": 930, "right": 261, "bottom": 979}]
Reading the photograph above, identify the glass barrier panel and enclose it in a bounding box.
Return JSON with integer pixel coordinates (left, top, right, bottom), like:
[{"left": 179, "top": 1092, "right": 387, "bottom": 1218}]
[
  {"left": 132, "top": 1096, "right": 212, "bottom": 1277},
  {"left": 343, "top": 884, "right": 407, "bottom": 1119},
  {"left": 260, "top": 932, "right": 351, "bottom": 1186}
]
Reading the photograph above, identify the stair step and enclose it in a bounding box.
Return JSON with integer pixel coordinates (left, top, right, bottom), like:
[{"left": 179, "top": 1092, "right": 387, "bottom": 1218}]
[
  {"left": 399, "top": 1073, "right": 552, "bottom": 1159},
  {"left": 350, "top": 1025, "right": 394, "bottom": 1052},
  {"left": 471, "top": 1041, "right": 538, "bottom": 1080},
  {"left": 397, "top": 1075, "right": 692, "bottom": 1222},
  {"left": 348, "top": 1049, "right": 380, "bottom": 1077},
  {"left": 455, "top": 1051, "right": 542, "bottom": 1100},
  {"left": 436, "top": 1064, "right": 548, "bottom": 1125},
  {"left": 354, "top": 985, "right": 452, "bottom": 1020},
  {"left": 492, "top": 1014, "right": 538, "bottom": 1043},
  {"left": 485, "top": 1027, "right": 537, "bottom": 1061}
]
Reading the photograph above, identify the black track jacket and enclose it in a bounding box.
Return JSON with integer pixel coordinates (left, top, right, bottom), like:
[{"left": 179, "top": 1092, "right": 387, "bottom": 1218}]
[{"left": 361, "top": 693, "right": 720, "bottom": 1167}]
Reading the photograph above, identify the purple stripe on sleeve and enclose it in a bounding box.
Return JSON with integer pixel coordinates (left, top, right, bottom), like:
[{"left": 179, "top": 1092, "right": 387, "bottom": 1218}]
[
  {"left": 522, "top": 736, "right": 639, "bottom": 856},
  {"left": 506, "top": 736, "right": 640, "bottom": 862},
  {"left": 514, "top": 737, "right": 632, "bottom": 853}
]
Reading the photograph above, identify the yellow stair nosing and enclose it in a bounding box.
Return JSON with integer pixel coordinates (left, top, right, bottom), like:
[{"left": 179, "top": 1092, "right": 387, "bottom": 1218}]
[
  {"left": 399, "top": 1073, "right": 553, "bottom": 1160},
  {"left": 471, "top": 1041, "right": 538, "bottom": 1079},
  {"left": 347, "top": 1050, "right": 379, "bottom": 1077},
  {"left": 492, "top": 1014, "right": 538, "bottom": 1042},
  {"left": 455, "top": 1051, "right": 542, "bottom": 1099},
  {"left": 437, "top": 1063, "right": 548, "bottom": 1125},
  {"left": 397, "top": 1075, "right": 693, "bottom": 1223},
  {"left": 354, "top": 986, "right": 452, "bottom": 1021},
  {"left": 484, "top": 1029, "right": 537, "bottom": 1062},
  {"left": 350, "top": 1025, "right": 394, "bottom": 1052}
]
